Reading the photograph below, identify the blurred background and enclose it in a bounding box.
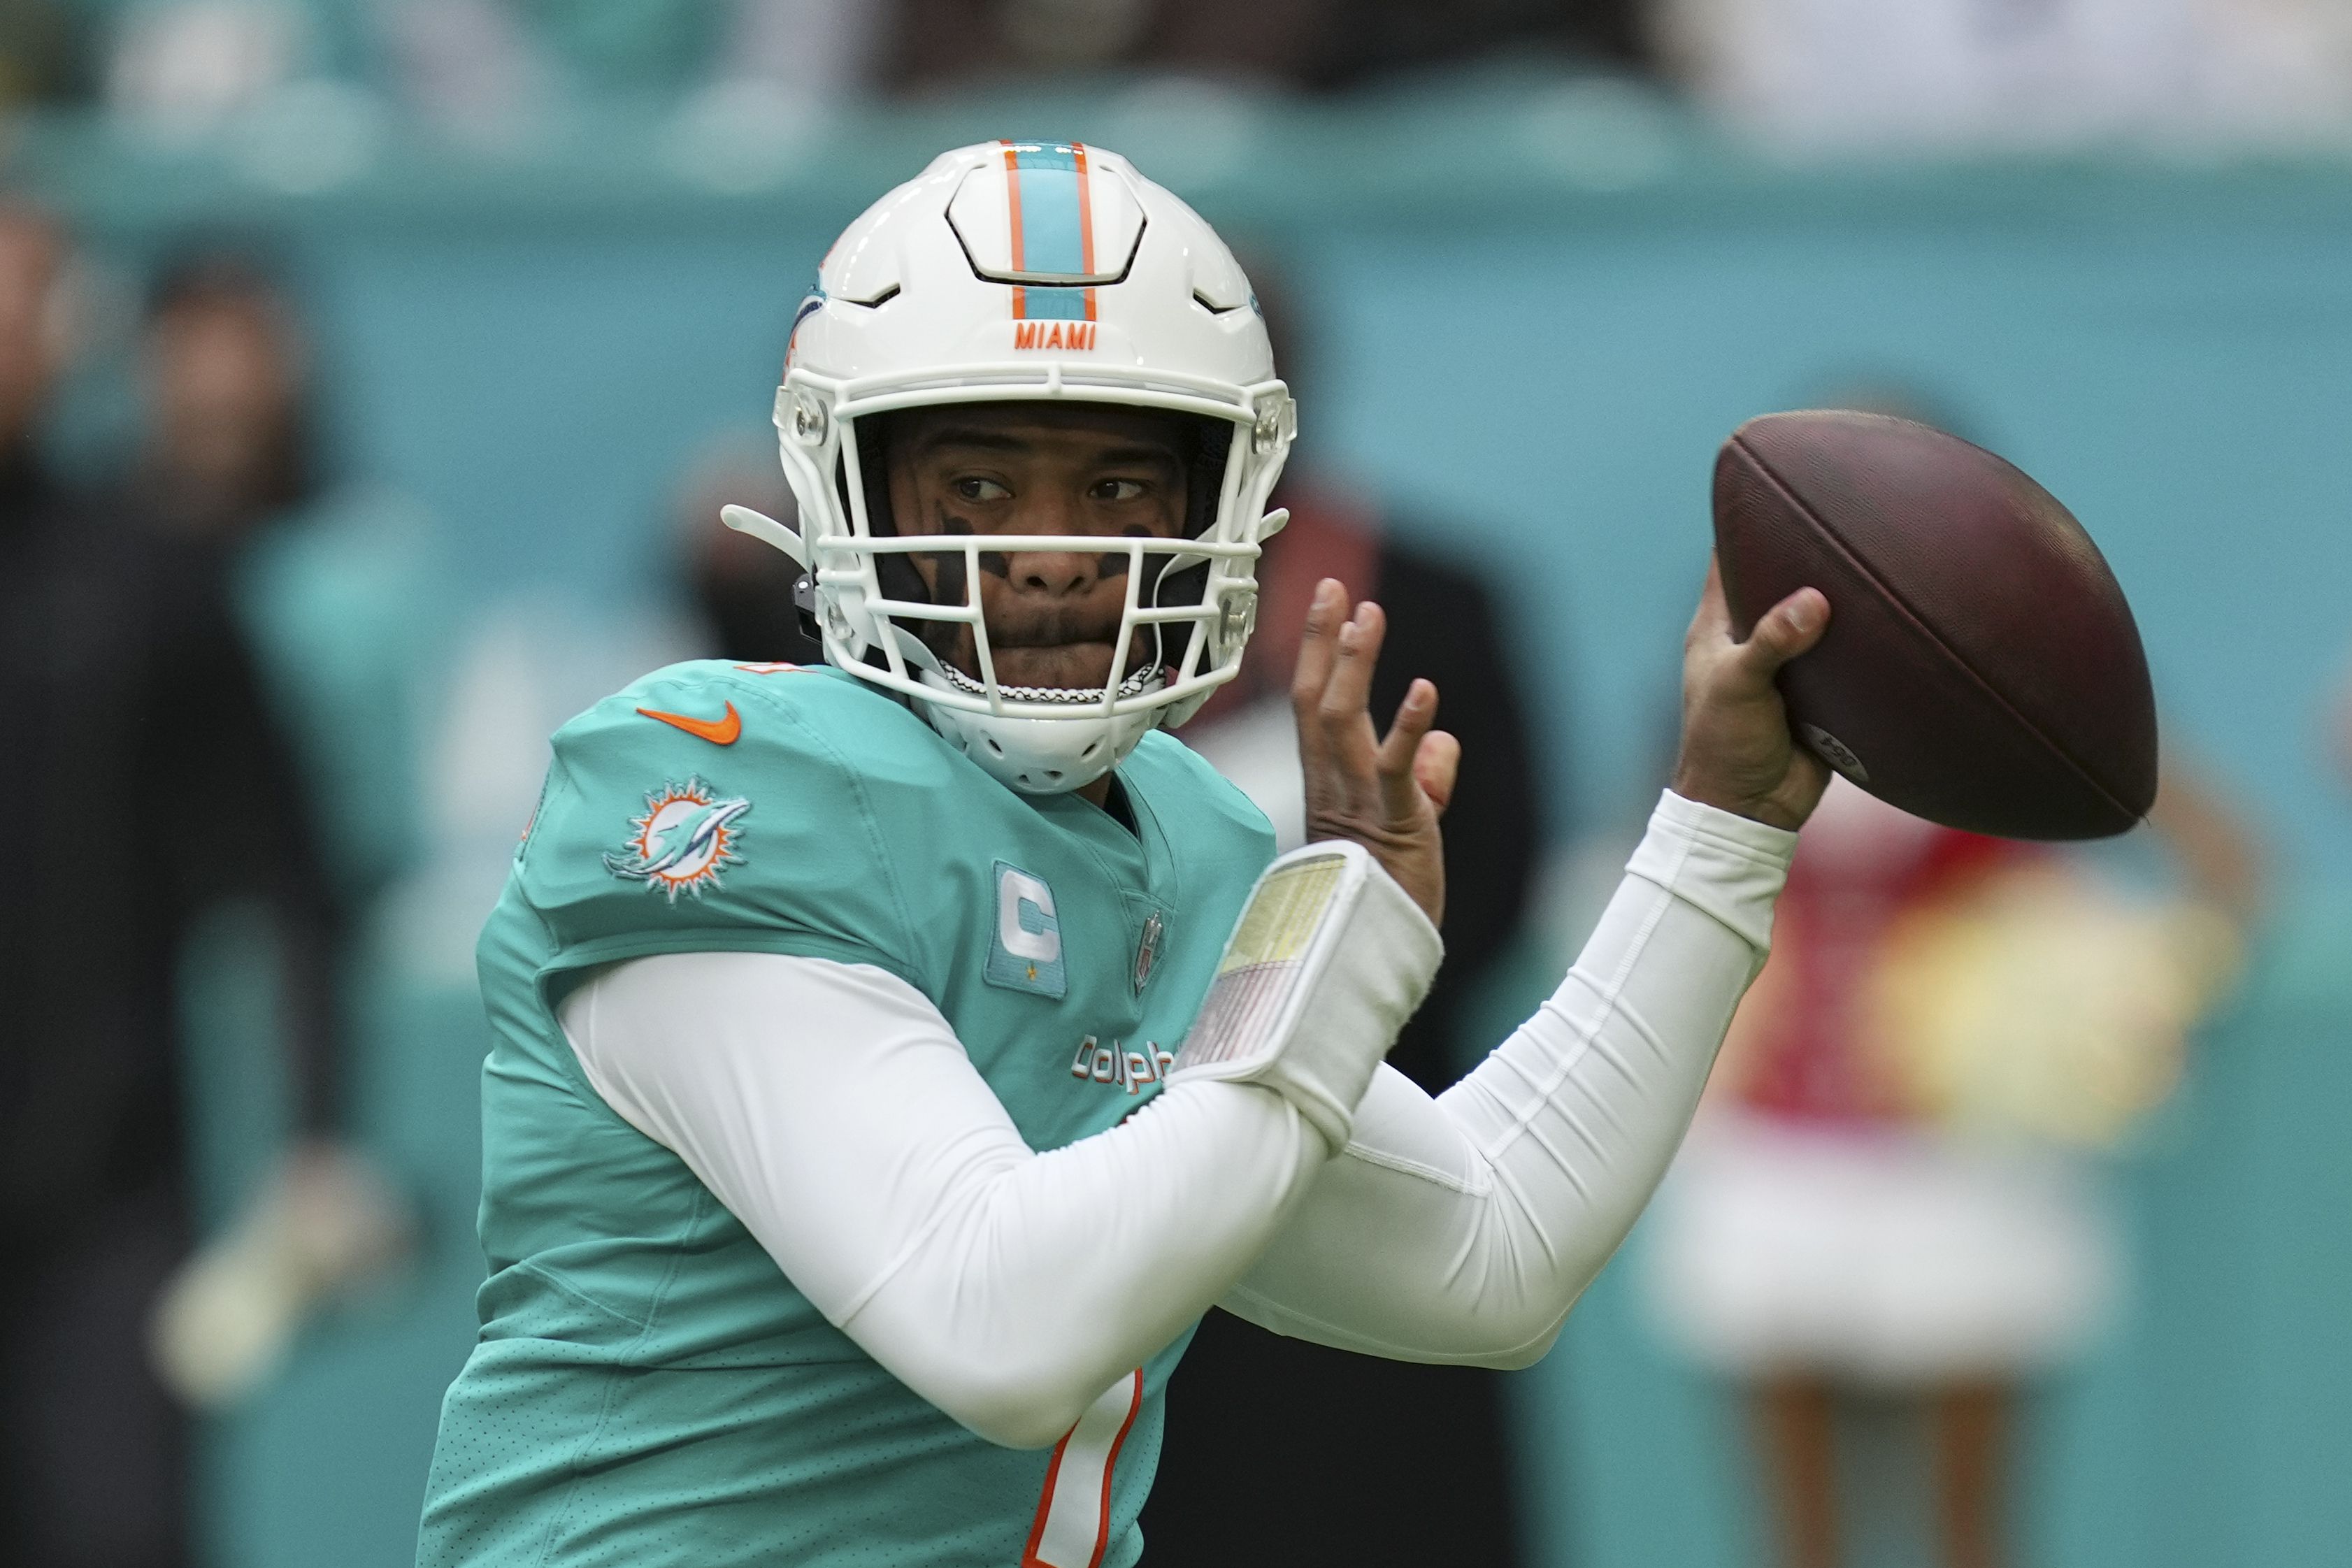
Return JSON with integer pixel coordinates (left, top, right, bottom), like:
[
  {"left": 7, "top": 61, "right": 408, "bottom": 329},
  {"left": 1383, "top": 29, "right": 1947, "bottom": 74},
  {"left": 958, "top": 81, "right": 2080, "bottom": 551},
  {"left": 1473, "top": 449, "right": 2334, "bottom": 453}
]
[{"left": 1, "top": 2, "right": 2349, "bottom": 1566}]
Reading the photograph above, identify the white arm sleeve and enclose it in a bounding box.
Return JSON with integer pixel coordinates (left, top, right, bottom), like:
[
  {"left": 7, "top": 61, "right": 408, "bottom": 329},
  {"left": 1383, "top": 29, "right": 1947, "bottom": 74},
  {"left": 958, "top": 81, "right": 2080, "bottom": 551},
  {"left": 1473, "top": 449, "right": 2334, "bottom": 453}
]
[
  {"left": 557, "top": 953, "right": 1327, "bottom": 1451},
  {"left": 1219, "top": 790, "right": 1798, "bottom": 1367}
]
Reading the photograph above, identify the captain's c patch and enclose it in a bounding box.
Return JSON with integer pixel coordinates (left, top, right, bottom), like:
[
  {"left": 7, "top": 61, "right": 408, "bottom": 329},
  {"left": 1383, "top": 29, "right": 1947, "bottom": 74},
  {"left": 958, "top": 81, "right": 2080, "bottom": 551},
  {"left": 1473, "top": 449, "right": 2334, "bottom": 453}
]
[{"left": 987, "top": 861, "right": 1066, "bottom": 999}]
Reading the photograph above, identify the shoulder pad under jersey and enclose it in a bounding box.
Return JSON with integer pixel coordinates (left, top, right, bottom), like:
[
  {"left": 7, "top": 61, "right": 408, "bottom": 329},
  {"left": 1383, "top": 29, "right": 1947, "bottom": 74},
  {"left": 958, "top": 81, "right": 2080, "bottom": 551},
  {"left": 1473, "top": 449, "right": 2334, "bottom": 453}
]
[{"left": 516, "top": 661, "right": 966, "bottom": 993}]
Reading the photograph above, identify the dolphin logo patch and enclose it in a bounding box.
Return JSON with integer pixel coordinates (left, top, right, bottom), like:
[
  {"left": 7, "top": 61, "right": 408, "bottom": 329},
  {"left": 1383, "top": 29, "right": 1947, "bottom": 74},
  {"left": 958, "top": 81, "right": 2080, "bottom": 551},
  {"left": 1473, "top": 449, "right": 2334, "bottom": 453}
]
[{"left": 605, "top": 777, "right": 750, "bottom": 901}]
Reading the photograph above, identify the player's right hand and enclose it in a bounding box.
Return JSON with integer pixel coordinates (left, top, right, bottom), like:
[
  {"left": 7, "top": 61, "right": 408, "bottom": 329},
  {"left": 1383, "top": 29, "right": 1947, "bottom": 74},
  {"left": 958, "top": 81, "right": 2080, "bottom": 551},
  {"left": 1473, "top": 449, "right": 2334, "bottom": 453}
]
[
  {"left": 1670, "top": 555, "right": 1831, "bottom": 833},
  {"left": 1292, "top": 578, "right": 1457, "bottom": 928}
]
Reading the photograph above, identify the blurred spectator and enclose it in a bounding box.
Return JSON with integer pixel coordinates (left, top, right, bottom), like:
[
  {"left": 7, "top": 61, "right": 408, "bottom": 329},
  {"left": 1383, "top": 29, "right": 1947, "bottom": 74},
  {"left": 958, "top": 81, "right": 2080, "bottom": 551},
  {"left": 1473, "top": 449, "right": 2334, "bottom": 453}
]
[
  {"left": 1651, "top": 0, "right": 2352, "bottom": 148},
  {"left": 97, "top": 0, "right": 1665, "bottom": 127},
  {"left": 887, "top": 0, "right": 1646, "bottom": 94},
  {"left": 712, "top": 0, "right": 888, "bottom": 101},
  {"left": 375, "top": 0, "right": 554, "bottom": 140},
  {"left": 105, "top": 1, "right": 312, "bottom": 134},
  {"left": 1142, "top": 264, "right": 1544, "bottom": 1567},
  {"left": 378, "top": 0, "right": 883, "bottom": 136},
  {"left": 132, "top": 247, "right": 438, "bottom": 906},
  {"left": 438, "top": 0, "right": 872, "bottom": 102},
  {"left": 125, "top": 247, "right": 420, "bottom": 1416},
  {"left": 0, "top": 0, "right": 89, "bottom": 108},
  {"left": 669, "top": 429, "right": 822, "bottom": 666},
  {"left": 1643, "top": 768, "right": 2259, "bottom": 1568},
  {"left": 517, "top": 0, "right": 715, "bottom": 96},
  {"left": 0, "top": 196, "right": 351, "bottom": 1568}
]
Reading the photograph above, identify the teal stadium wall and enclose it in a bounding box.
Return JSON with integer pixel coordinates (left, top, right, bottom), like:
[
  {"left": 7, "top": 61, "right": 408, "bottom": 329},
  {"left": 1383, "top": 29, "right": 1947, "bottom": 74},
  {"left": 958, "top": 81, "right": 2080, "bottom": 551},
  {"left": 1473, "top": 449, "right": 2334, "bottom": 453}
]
[{"left": 23, "top": 79, "right": 2351, "bottom": 1567}]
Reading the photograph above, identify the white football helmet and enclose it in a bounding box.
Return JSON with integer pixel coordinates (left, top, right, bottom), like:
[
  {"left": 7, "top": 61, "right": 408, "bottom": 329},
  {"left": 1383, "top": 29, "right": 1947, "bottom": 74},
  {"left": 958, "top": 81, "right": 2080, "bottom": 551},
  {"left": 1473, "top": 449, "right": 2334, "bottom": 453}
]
[{"left": 729, "top": 140, "right": 1293, "bottom": 794}]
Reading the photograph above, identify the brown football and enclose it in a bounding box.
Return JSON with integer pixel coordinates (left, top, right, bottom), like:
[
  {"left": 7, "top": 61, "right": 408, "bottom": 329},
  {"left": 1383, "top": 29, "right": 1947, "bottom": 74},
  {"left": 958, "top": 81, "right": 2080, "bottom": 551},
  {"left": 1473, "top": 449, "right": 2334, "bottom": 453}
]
[{"left": 1712, "top": 410, "right": 2157, "bottom": 840}]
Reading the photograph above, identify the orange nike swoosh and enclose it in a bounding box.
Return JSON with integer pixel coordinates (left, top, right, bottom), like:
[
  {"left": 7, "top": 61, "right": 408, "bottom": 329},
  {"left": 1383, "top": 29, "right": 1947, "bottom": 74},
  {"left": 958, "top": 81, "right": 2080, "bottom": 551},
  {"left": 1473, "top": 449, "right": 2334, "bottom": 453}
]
[{"left": 636, "top": 701, "right": 741, "bottom": 745}]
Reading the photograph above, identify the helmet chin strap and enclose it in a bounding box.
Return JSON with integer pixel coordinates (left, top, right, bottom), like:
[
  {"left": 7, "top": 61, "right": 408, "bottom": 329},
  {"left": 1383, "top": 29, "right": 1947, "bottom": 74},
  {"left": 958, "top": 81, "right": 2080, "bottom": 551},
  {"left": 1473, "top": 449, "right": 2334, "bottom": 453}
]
[
  {"left": 930, "top": 659, "right": 1166, "bottom": 706},
  {"left": 881, "top": 595, "right": 1166, "bottom": 707},
  {"left": 905, "top": 638, "right": 1168, "bottom": 796},
  {"left": 890, "top": 624, "right": 949, "bottom": 677}
]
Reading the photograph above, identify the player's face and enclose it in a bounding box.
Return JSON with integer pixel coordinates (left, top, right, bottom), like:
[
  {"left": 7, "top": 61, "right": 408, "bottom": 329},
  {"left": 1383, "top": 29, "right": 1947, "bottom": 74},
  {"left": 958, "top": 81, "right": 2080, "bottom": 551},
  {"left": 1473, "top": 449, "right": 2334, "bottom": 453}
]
[
  {"left": 0, "top": 210, "right": 62, "bottom": 452},
  {"left": 885, "top": 403, "right": 1191, "bottom": 691}
]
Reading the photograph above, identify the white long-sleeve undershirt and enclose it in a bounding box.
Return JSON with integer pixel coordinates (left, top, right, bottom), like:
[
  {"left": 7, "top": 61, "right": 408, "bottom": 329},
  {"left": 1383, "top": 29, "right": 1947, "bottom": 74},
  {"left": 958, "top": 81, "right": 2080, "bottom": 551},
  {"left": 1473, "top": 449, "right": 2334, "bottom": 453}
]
[{"left": 557, "top": 791, "right": 1795, "bottom": 1448}]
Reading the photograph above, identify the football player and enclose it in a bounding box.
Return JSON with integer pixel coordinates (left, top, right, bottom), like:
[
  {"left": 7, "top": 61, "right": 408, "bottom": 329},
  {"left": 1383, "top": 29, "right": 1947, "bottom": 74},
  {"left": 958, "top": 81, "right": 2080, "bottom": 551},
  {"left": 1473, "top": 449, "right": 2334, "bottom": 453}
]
[{"left": 415, "top": 142, "right": 1831, "bottom": 1568}]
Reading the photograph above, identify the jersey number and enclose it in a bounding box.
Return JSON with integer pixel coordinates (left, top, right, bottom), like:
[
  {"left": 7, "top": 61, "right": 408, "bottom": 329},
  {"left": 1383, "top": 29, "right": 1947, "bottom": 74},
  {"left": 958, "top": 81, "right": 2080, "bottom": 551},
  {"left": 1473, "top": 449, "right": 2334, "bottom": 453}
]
[{"left": 1021, "top": 1369, "right": 1143, "bottom": 1568}]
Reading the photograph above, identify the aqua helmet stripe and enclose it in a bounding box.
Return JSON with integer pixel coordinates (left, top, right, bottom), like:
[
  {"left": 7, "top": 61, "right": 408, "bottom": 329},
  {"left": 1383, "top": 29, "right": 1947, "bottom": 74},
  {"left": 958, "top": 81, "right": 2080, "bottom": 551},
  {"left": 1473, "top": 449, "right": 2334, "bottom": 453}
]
[{"left": 1002, "top": 141, "right": 1099, "bottom": 322}]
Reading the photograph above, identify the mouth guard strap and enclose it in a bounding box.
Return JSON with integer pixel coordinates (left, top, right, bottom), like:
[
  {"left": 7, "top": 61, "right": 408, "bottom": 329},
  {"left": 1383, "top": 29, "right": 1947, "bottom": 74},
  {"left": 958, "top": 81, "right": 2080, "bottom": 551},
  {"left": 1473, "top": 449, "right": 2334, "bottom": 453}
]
[{"left": 1170, "top": 840, "right": 1442, "bottom": 1151}]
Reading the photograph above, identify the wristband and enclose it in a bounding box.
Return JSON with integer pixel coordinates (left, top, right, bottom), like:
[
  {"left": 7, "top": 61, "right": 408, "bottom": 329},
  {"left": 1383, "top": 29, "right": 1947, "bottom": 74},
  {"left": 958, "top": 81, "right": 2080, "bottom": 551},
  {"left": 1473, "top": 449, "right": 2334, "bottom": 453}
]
[{"left": 1171, "top": 840, "right": 1442, "bottom": 1149}]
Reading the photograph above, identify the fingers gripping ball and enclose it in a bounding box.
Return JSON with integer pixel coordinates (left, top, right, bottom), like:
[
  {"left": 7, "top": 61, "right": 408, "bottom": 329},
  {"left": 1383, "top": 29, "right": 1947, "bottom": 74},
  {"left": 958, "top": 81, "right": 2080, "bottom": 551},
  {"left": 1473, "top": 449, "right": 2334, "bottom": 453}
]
[
  {"left": 1170, "top": 840, "right": 1442, "bottom": 1150},
  {"left": 1712, "top": 411, "right": 2158, "bottom": 841}
]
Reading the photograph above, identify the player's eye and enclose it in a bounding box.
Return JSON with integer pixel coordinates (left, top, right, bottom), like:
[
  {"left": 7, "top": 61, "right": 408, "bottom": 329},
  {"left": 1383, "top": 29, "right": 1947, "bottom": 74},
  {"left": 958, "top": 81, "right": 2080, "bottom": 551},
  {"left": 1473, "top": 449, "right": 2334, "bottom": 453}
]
[
  {"left": 951, "top": 476, "right": 1011, "bottom": 502},
  {"left": 1091, "top": 478, "right": 1147, "bottom": 503}
]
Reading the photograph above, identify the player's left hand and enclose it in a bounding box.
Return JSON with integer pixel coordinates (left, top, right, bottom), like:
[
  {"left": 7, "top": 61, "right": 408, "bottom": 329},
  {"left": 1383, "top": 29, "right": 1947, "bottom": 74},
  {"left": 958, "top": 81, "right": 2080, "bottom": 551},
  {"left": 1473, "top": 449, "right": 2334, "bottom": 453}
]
[{"left": 1293, "top": 578, "right": 1458, "bottom": 928}]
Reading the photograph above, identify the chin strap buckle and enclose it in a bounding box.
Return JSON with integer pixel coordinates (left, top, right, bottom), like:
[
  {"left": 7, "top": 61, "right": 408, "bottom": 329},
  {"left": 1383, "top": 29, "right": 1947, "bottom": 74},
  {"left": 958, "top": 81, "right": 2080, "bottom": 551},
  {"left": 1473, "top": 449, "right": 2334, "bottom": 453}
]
[
  {"left": 721, "top": 503, "right": 822, "bottom": 644},
  {"left": 792, "top": 572, "right": 821, "bottom": 644}
]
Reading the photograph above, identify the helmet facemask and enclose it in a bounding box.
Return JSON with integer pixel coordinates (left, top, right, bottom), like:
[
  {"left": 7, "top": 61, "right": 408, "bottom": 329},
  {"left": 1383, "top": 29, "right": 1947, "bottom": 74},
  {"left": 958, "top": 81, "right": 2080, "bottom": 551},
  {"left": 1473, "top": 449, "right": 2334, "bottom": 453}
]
[
  {"left": 854, "top": 405, "right": 1231, "bottom": 684},
  {"left": 801, "top": 400, "right": 1272, "bottom": 792}
]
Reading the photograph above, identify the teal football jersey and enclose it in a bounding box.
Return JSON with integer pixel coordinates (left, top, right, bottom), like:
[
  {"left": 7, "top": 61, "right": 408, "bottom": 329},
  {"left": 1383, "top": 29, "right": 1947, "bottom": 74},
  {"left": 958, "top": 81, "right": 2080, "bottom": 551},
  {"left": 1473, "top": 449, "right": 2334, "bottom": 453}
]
[{"left": 416, "top": 661, "right": 1276, "bottom": 1568}]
